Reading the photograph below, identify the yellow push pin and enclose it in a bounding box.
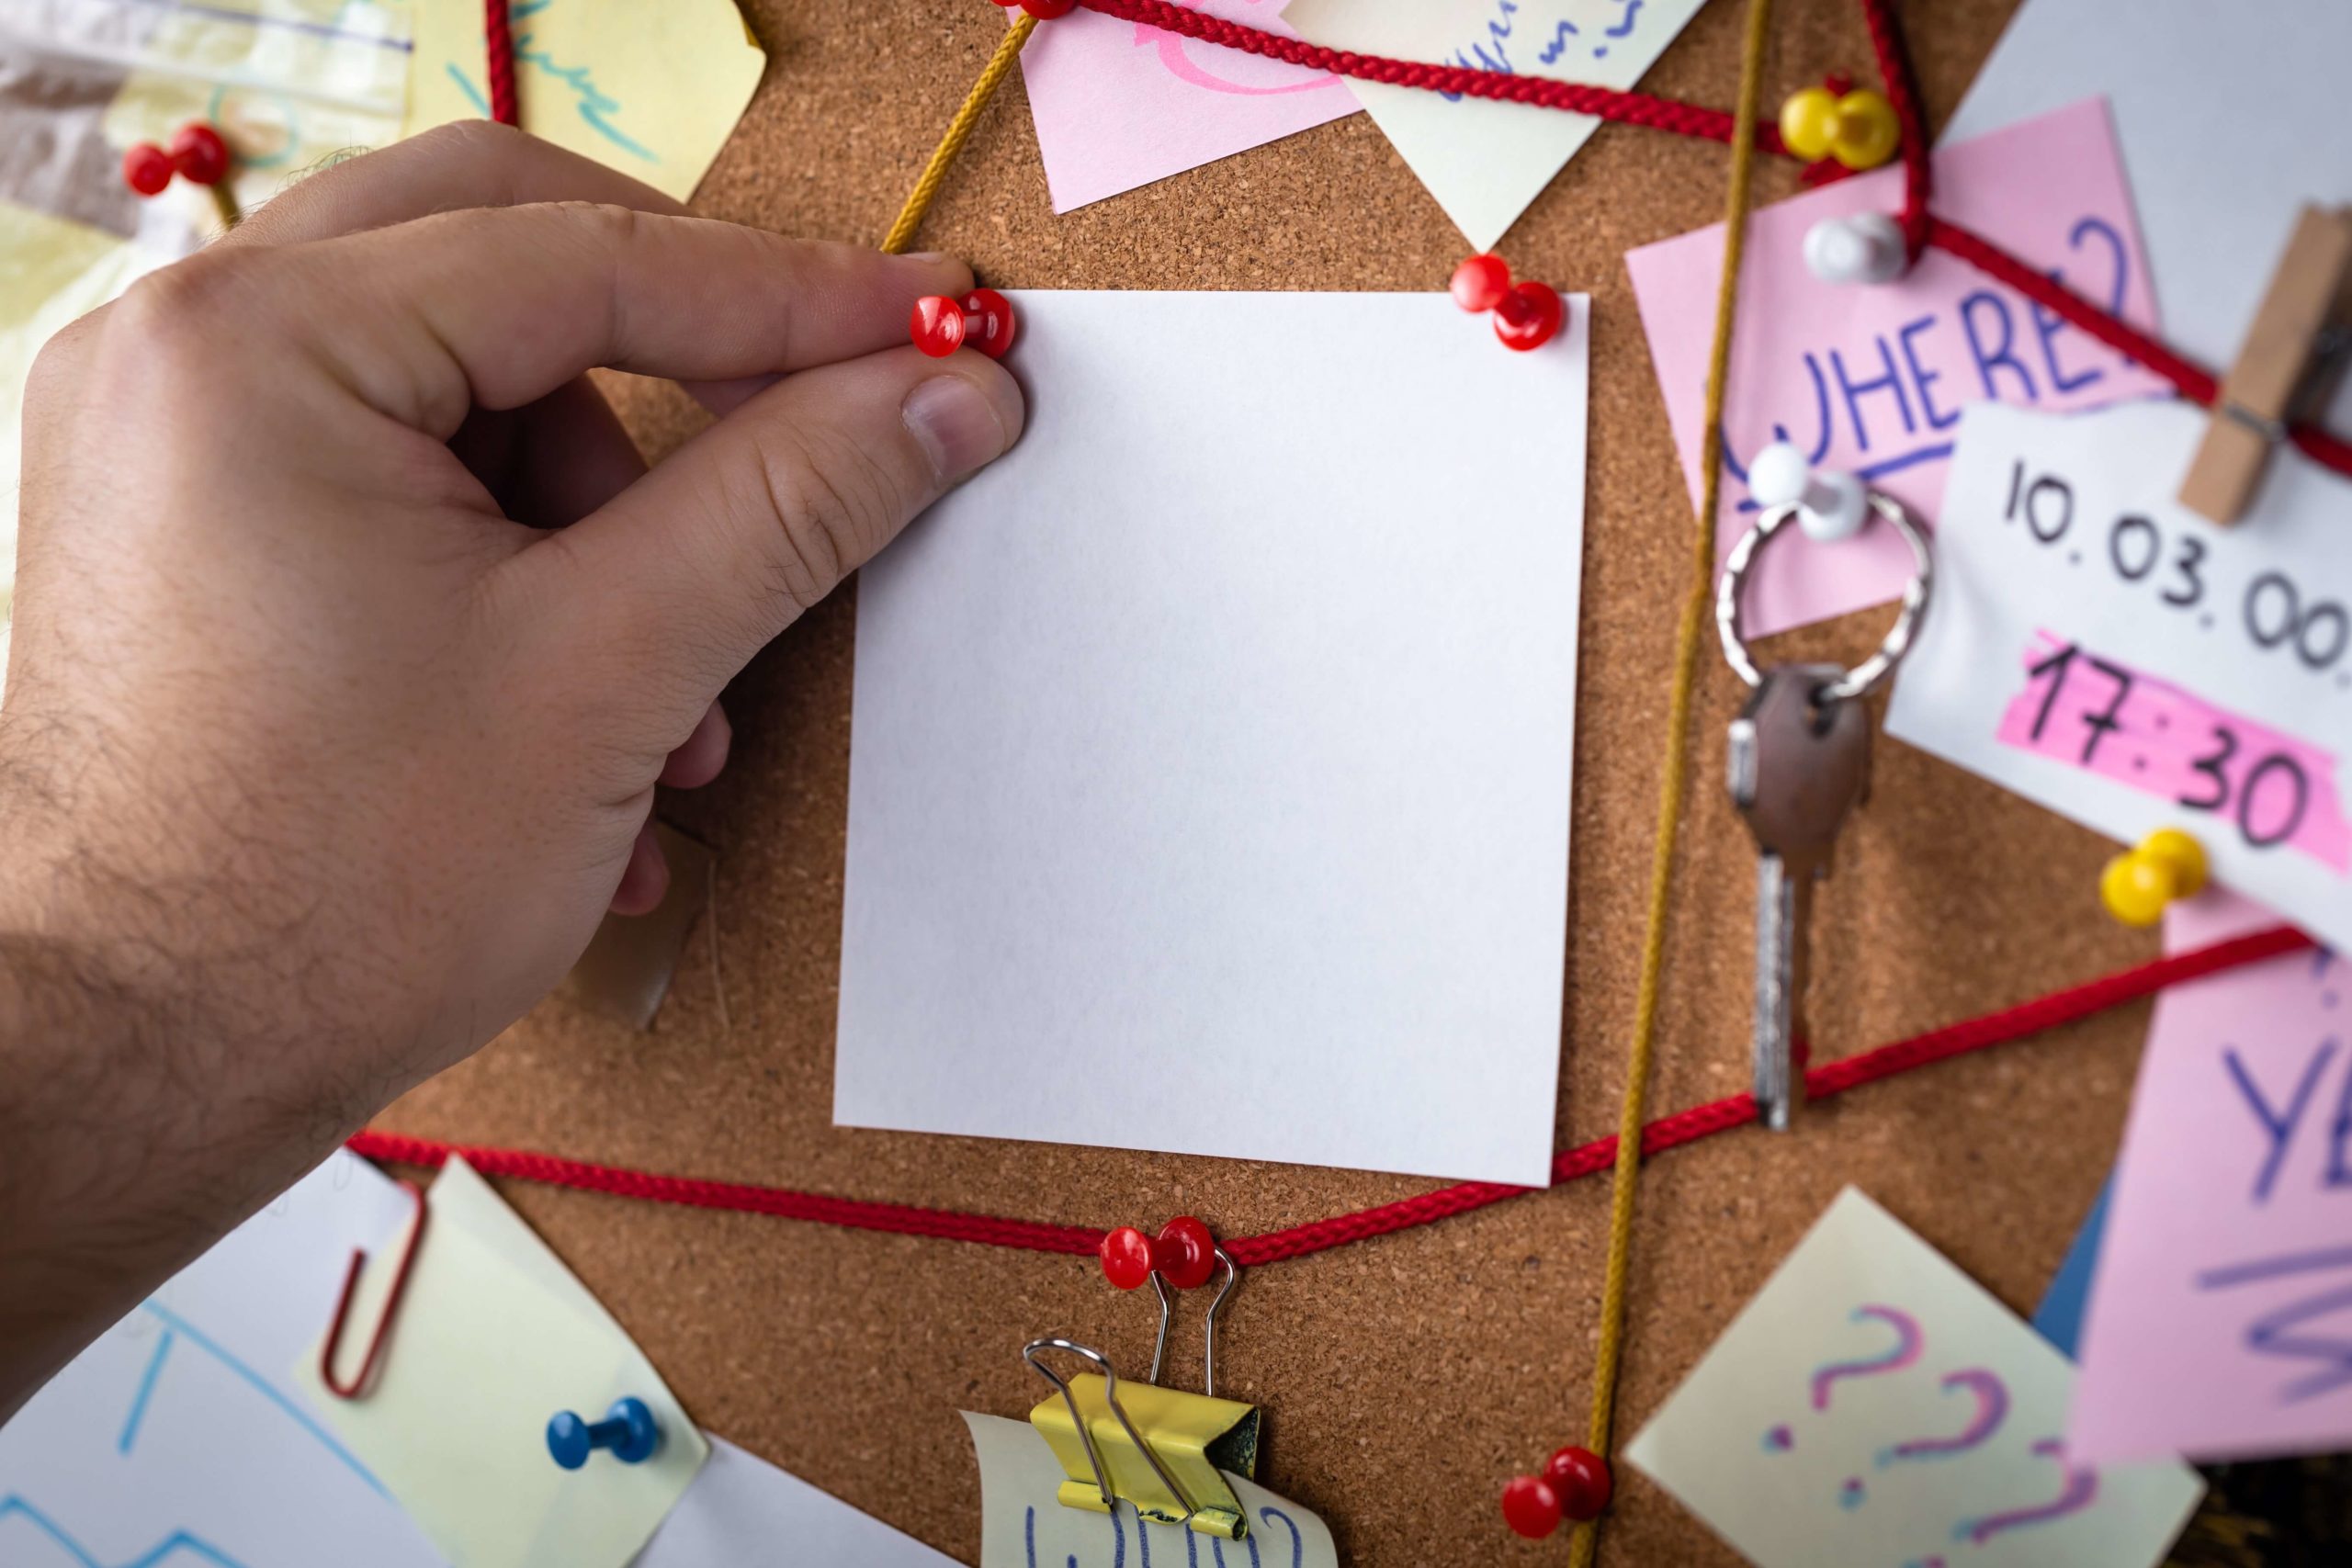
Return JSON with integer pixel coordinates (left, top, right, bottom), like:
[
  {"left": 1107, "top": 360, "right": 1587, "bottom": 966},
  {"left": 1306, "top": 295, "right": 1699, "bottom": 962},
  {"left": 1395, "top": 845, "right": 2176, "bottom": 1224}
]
[
  {"left": 1779, "top": 85, "right": 1901, "bottom": 171},
  {"left": 2098, "top": 829, "right": 2209, "bottom": 928}
]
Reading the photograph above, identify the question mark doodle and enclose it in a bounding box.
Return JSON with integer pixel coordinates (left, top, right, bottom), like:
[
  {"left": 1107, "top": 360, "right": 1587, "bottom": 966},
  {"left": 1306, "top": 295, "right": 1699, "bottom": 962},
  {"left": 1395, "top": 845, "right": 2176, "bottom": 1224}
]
[
  {"left": 1876, "top": 1369, "right": 2010, "bottom": 1467},
  {"left": 1760, "top": 1304, "right": 1924, "bottom": 1461},
  {"left": 1951, "top": 1438, "right": 2098, "bottom": 1544},
  {"left": 1812, "top": 1305, "right": 1925, "bottom": 1410}
]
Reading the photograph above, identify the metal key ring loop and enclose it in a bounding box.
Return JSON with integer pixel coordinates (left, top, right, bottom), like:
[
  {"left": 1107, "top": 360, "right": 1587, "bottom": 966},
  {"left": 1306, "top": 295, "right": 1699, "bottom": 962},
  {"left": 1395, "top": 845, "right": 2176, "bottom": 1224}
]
[{"left": 1714, "top": 491, "right": 1933, "bottom": 704}]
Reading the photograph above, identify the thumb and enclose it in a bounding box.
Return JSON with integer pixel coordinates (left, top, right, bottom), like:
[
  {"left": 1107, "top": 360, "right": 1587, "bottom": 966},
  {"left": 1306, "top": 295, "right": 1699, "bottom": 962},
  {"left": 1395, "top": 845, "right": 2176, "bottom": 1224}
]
[{"left": 529, "top": 344, "right": 1023, "bottom": 699}]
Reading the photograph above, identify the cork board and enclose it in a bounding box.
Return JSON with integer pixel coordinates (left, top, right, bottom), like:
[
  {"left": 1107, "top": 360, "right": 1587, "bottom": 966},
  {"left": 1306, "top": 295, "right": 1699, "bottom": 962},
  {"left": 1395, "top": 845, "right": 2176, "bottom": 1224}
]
[{"left": 368, "top": 2, "right": 2185, "bottom": 1562}]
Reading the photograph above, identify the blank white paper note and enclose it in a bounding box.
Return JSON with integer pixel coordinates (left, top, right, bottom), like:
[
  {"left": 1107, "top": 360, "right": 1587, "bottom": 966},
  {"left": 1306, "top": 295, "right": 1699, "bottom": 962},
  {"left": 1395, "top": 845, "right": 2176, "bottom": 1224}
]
[{"left": 836, "top": 290, "right": 1588, "bottom": 1185}]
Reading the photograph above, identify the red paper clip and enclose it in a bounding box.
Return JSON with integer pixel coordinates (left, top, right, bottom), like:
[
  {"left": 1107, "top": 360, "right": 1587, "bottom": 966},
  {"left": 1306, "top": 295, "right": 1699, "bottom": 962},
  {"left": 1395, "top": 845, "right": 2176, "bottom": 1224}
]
[{"left": 318, "top": 1178, "right": 428, "bottom": 1400}]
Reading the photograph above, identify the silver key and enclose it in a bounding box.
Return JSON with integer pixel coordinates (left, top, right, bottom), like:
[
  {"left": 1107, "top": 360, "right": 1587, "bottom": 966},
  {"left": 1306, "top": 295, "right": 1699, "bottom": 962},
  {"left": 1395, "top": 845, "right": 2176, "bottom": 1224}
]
[{"left": 1728, "top": 664, "right": 1871, "bottom": 1133}]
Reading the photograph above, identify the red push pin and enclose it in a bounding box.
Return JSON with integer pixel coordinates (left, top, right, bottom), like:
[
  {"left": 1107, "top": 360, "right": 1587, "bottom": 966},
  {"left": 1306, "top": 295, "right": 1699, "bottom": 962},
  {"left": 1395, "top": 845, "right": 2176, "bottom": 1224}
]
[
  {"left": 170, "top": 122, "right": 232, "bottom": 186},
  {"left": 910, "top": 288, "right": 1018, "bottom": 359},
  {"left": 1499, "top": 1445, "right": 1612, "bottom": 1538},
  {"left": 1449, "top": 254, "right": 1565, "bottom": 352},
  {"left": 121, "top": 122, "right": 240, "bottom": 228},
  {"left": 122, "top": 141, "right": 175, "bottom": 197},
  {"left": 1153, "top": 1215, "right": 1216, "bottom": 1289},
  {"left": 988, "top": 0, "right": 1076, "bottom": 16},
  {"left": 1097, "top": 1215, "right": 1218, "bottom": 1292},
  {"left": 1449, "top": 253, "right": 1512, "bottom": 312}
]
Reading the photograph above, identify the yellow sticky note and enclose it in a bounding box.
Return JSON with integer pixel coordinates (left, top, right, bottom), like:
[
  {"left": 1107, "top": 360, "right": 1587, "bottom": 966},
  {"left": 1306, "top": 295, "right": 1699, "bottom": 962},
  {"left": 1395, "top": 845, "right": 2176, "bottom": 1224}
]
[
  {"left": 298, "top": 1156, "right": 707, "bottom": 1568},
  {"left": 401, "top": 0, "right": 764, "bottom": 203}
]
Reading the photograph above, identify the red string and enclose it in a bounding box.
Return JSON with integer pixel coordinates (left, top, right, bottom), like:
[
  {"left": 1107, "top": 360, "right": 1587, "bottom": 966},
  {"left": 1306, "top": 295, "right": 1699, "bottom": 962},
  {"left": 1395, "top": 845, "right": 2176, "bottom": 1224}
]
[
  {"left": 1855, "top": 0, "right": 2347, "bottom": 482},
  {"left": 341, "top": 1131, "right": 1107, "bottom": 1256},
  {"left": 1238, "top": 921, "right": 2307, "bottom": 1262},
  {"left": 1072, "top": 0, "right": 1789, "bottom": 154},
  {"left": 1854, "top": 0, "right": 1931, "bottom": 258},
  {"left": 1064, "top": 0, "right": 2352, "bottom": 485},
  {"left": 2290, "top": 417, "right": 2352, "bottom": 478},
  {"left": 348, "top": 924, "right": 2310, "bottom": 1269},
  {"left": 483, "top": 0, "right": 518, "bottom": 127},
  {"left": 1924, "top": 217, "right": 2217, "bottom": 402},
  {"left": 366, "top": 0, "right": 2342, "bottom": 1270}
]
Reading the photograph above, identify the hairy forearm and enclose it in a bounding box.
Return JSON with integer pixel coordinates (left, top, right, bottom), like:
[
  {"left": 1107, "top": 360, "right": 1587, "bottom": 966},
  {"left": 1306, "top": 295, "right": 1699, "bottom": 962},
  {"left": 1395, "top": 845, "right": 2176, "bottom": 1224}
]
[
  {"left": 0, "top": 770, "right": 367, "bottom": 1421},
  {"left": 0, "top": 125, "right": 1013, "bottom": 1425}
]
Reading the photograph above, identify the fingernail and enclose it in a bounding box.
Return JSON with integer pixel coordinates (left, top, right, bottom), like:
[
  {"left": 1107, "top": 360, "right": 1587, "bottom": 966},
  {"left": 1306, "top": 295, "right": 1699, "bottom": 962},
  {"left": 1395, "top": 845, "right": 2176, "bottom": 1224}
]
[
  {"left": 906, "top": 250, "right": 955, "bottom": 265},
  {"left": 903, "top": 375, "right": 1012, "bottom": 483}
]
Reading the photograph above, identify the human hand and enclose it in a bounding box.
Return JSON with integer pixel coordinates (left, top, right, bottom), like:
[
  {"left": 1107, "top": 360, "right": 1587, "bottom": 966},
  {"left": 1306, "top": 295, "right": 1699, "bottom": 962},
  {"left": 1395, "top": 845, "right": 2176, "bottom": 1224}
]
[{"left": 0, "top": 124, "right": 1023, "bottom": 1409}]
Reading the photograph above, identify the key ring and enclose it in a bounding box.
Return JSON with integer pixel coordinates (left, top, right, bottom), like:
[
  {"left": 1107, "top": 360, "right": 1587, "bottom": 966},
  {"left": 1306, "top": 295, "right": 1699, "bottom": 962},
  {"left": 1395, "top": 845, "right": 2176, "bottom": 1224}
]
[{"left": 1715, "top": 491, "right": 1933, "bottom": 704}]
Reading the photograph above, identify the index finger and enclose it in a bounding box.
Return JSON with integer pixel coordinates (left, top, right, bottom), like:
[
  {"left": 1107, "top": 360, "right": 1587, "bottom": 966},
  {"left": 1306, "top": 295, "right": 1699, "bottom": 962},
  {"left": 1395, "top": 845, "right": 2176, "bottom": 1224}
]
[
  {"left": 223, "top": 120, "right": 689, "bottom": 249},
  {"left": 226, "top": 200, "right": 972, "bottom": 437},
  {"left": 226, "top": 124, "right": 863, "bottom": 417}
]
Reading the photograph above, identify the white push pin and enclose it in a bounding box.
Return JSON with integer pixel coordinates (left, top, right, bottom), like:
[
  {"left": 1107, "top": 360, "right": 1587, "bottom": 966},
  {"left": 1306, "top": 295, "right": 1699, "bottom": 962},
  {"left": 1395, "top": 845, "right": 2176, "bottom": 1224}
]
[
  {"left": 1802, "top": 211, "right": 1907, "bottom": 286},
  {"left": 1749, "top": 441, "right": 1871, "bottom": 542}
]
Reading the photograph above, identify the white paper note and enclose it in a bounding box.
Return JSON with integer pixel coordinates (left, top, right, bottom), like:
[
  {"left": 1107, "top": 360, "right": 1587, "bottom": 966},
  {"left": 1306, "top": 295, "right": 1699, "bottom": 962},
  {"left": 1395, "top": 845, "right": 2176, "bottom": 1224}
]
[
  {"left": 836, "top": 290, "right": 1589, "bottom": 1186},
  {"left": 1625, "top": 1189, "right": 2203, "bottom": 1568},
  {"left": 1883, "top": 400, "right": 2352, "bottom": 954},
  {"left": 639, "top": 1438, "right": 955, "bottom": 1567},
  {"left": 1282, "top": 0, "right": 1711, "bottom": 250},
  {"left": 0, "top": 1154, "right": 932, "bottom": 1568},
  {"left": 1945, "top": 0, "right": 2352, "bottom": 436},
  {"left": 298, "top": 1156, "right": 708, "bottom": 1568},
  {"left": 0, "top": 1154, "right": 445, "bottom": 1568},
  {"left": 963, "top": 1411, "right": 1337, "bottom": 1568}
]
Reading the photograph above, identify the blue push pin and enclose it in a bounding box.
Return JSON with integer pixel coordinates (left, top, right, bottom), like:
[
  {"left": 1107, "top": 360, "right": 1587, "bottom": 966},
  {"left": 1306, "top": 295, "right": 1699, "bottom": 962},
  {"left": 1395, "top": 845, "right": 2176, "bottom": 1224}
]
[{"left": 547, "top": 1396, "right": 662, "bottom": 1470}]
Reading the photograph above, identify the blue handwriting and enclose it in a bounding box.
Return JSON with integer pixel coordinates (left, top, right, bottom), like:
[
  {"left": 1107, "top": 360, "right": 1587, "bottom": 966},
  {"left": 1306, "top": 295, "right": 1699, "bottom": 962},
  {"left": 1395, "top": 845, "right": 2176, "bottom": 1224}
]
[
  {"left": 0, "top": 1495, "right": 248, "bottom": 1568},
  {"left": 443, "top": 2, "right": 656, "bottom": 164},
  {"left": 1441, "top": 0, "right": 1649, "bottom": 91},
  {"left": 2197, "top": 1248, "right": 2352, "bottom": 1404},
  {"left": 2222, "top": 1038, "right": 2346, "bottom": 1203},
  {"left": 1719, "top": 215, "right": 2132, "bottom": 502},
  {"left": 1023, "top": 1504, "right": 1306, "bottom": 1567}
]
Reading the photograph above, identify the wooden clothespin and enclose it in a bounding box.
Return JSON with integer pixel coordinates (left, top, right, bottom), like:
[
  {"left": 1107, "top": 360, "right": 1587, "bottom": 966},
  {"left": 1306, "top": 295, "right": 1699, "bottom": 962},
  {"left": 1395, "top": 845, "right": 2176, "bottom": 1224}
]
[{"left": 2179, "top": 205, "right": 2352, "bottom": 525}]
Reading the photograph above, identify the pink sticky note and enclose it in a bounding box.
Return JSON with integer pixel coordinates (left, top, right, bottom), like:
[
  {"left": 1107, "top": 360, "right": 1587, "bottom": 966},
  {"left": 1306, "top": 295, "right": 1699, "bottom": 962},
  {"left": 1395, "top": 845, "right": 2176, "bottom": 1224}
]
[
  {"left": 1625, "top": 98, "right": 2167, "bottom": 637},
  {"left": 2070, "top": 890, "right": 2351, "bottom": 1463},
  {"left": 1996, "top": 631, "right": 2352, "bottom": 874},
  {"left": 1014, "top": 0, "right": 1357, "bottom": 213}
]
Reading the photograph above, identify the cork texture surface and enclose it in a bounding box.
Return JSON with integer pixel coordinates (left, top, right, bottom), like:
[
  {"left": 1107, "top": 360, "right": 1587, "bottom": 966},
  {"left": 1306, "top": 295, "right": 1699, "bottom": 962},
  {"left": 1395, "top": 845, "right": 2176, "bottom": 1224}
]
[{"left": 369, "top": 3, "right": 2168, "bottom": 1562}]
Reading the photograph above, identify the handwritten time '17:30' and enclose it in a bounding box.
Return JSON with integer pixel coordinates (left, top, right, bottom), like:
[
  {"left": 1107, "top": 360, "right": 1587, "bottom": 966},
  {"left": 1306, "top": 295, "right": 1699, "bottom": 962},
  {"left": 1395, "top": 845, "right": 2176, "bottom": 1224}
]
[{"left": 2004, "top": 637, "right": 2349, "bottom": 869}]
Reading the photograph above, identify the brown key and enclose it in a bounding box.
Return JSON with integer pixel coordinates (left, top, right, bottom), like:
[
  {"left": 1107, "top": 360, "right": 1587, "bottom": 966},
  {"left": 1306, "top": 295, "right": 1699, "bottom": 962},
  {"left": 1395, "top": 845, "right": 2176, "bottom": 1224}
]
[{"left": 1728, "top": 664, "right": 1872, "bottom": 1132}]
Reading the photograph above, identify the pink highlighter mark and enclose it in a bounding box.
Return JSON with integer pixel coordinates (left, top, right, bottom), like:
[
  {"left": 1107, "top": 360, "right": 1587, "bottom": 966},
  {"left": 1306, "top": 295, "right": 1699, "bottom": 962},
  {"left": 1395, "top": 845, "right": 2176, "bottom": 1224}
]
[
  {"left": 1810, "top": 1304, "right": 1925, "bottom": 1410},
  {"left": 1876, "top": 1369, "right": 2009, "bottom": 1466},
  {"left": 1016, "top": 0, "right": 1354, "bottom": 213},
  {"left": 1954, "top": 1438, "right": 2099, "bottom": 1544},
  {"left": 1997, "top": 631, "right": 2352, "bottom": 874},
  {"left": 1135, "top": 24, "right": 1340, "bottom": 96}
]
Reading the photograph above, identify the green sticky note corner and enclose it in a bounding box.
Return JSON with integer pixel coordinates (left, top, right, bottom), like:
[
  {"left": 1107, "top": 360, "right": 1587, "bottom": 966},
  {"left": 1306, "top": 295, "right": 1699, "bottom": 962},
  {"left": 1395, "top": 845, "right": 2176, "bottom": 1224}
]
[{"left": 297, "top": 1156, "right": 707, "bottom": 1568}]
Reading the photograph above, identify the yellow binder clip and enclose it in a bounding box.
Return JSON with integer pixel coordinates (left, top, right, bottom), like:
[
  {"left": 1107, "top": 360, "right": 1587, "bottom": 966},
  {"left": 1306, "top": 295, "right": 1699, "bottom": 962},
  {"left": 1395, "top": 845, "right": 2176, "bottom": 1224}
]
[{"left": 1023, "top": 1248, "right": 1260, "bottom": 1540}]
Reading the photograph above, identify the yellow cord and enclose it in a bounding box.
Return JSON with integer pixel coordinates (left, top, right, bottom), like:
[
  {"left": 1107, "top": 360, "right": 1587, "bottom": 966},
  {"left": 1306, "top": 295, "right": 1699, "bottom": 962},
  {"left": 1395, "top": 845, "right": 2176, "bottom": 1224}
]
[
  {"left": 1569, "top": 0, "right": 1774, "bottom": 1562},
  {"left": 899, "top": 9, "right": 1779, "bottom": 1556},
  {"left": 881, "top": 12, "right": 1038, "bottom": 254}
]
